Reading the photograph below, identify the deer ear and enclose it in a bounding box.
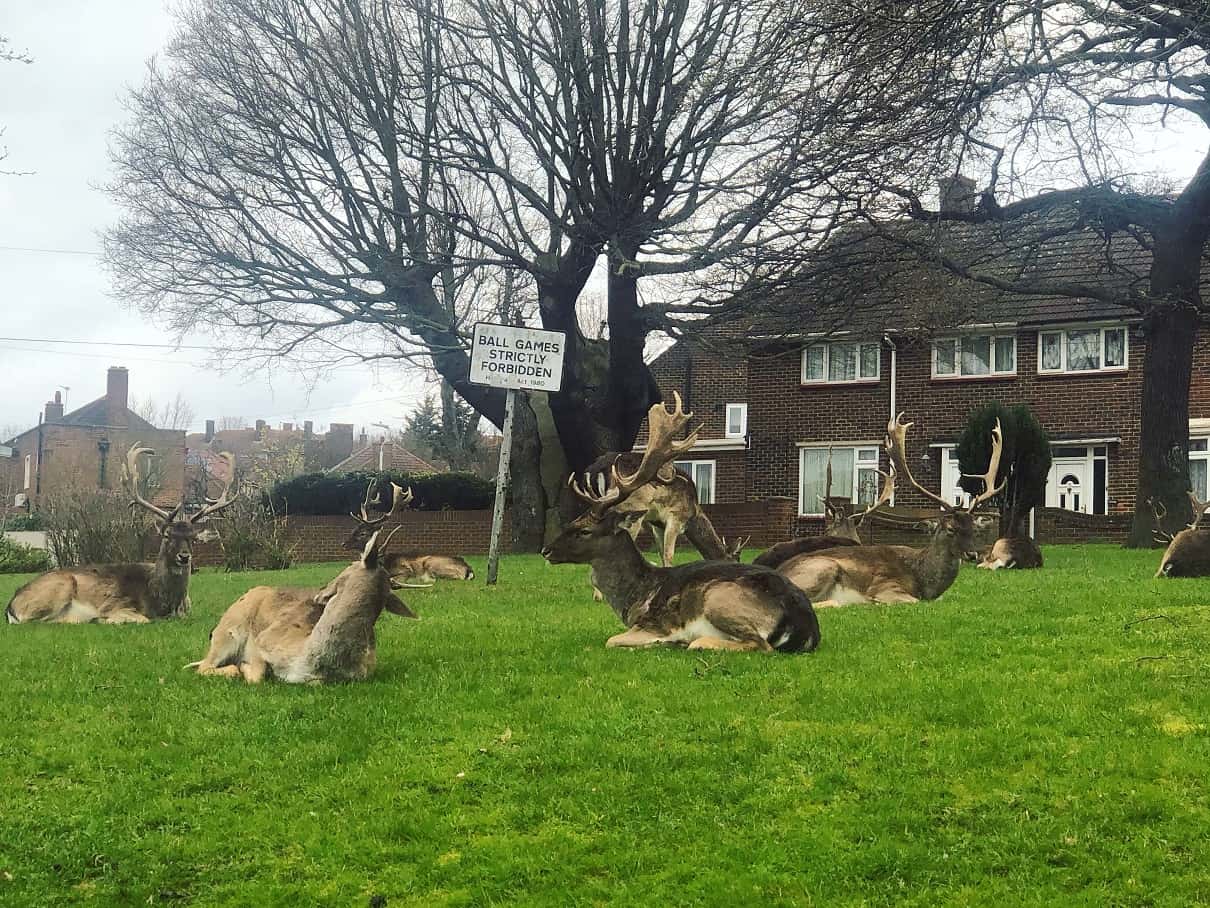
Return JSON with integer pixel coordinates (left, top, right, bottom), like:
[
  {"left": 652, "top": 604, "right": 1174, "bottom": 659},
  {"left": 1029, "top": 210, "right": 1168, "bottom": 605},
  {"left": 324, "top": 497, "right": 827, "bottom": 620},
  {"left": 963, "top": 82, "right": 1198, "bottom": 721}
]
[
  {"left": 384, "top": 592, "right": 419, "bottom": 619},
  {"left": 656, "top": 464, "right": 676, "bottom": 483},
  {"left": 362, "top": 530, "right": 381, "bottom": 568}
]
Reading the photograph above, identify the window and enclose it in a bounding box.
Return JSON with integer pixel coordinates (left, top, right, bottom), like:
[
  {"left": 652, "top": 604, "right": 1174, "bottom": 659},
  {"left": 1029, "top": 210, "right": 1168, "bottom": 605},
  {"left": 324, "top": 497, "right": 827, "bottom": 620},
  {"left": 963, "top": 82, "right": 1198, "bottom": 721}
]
[
  {"left": 1038, "top": 326, "right": 1128, "bottom": 374},
  {"left": 1190, "top": 437, "right": 1209, "bottom": 500},
  {"left": 801, "top": 341, "right": 881, "bottom": 384},
  {"left": 674, "top": 460, "right": 715, "bottom": 504},
  {"left": 799, "top": 445, "right": 881, "bottom": 516},
  {"left": 933, "top": 334, "right": 1016, "bottom": 378},
  {"left": 938, "top": 447, "right": 973, "bottom": 507},
  {"left": 725, "top": 403, "right": 747, "bottom": 439},
  {"left": 23, "top": 454, "right": 31, "bottom": 490}
]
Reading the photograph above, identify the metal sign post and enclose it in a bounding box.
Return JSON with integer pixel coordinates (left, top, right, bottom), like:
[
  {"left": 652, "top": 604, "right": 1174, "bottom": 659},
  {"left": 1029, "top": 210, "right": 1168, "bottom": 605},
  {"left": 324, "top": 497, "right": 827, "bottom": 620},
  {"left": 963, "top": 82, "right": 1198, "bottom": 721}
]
[{"left": 469, "top": 322, "right": 566, "bottom": 585}]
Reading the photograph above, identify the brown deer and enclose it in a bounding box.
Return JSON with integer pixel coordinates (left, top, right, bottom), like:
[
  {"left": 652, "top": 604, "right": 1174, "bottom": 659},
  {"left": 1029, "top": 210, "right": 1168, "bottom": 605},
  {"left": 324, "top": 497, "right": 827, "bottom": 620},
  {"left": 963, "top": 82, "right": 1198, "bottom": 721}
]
[
  {"left": 753, "top": 451, "right": 893, "bottom": 569},
  {"left": 977, "top": 536, "right": 1043, "bottom": 570},
  {"left": 542, "top": 397, "right": 820, "bottom": 653},
  {"left": 6, "top": 444, "right": 237, "bottom": 624},
  {"left": 1155, "top": 492, "right": 1210, "bottom": 577},
  {"left": 187, "top": 528, "right": 418, "bottom": 683},
  {"left": 342, "top": 481, "right": 474, "bottom": 584},
  {"left": 776, "top": 414, "right": 1003, "bottom": 606}
]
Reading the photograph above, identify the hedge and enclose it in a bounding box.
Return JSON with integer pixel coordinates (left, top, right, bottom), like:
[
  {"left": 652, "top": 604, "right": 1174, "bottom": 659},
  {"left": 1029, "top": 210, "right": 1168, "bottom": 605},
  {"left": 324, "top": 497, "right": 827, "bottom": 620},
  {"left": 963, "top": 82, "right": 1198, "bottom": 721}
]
[
  {"left": 268, "top": 470, "right": 496, "bottom": 516},
  {"left": 0, "top": 535, "right": 51, "bottom": 574}
]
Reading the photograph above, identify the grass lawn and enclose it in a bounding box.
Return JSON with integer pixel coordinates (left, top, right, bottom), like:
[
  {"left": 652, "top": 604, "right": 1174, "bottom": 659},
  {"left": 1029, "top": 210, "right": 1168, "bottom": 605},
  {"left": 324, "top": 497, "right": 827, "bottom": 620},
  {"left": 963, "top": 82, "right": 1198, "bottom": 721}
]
[{"left": 1, "top": 546, "right": 1209, "bottom": 906}]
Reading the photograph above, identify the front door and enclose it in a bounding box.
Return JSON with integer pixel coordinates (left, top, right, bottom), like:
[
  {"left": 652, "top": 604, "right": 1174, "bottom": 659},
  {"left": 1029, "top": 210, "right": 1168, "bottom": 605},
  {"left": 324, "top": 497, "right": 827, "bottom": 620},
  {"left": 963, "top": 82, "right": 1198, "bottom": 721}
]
[{"left": 1048, "top": 458, "right": 1090, "bottom": 513}]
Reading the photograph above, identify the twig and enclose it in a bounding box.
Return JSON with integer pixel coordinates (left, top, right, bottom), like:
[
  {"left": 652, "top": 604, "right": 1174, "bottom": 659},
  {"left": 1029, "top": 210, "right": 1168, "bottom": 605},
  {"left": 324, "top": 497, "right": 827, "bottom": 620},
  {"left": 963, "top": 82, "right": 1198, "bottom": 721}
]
[{"left": 1124, "top": 614, "right": 1178, "bottom": 629}]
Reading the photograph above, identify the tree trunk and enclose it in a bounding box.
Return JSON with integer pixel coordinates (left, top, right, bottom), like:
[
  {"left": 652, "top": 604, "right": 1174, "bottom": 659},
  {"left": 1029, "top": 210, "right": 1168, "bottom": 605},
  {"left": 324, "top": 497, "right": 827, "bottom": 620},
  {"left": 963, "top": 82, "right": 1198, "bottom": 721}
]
[
  {"left": 1127, "top": 221, "right": 1206, "bottom": 547},
  {"left": 605, "top": 260, "right": 663, "bottom": 448},
  {"left": 507, "top": 393, "right": 546, "bottom": 551}
]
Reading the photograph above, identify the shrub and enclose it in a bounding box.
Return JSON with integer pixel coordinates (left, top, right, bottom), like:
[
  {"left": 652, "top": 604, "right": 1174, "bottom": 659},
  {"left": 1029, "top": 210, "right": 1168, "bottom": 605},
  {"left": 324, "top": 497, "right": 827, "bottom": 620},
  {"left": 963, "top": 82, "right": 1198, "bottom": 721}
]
[
  {"left": 1, "top": 513, "right": 45, "bottom": 531},
  {"left": 268, "top": 470, "right": 495, "bottom": 516},
  {"left": 213, "top": 497, "right": 295, "bottom": 572},
  {"left": 0, "top": 535, "right": 51, "bottom": 574},
  {"left": 956, "top": 403, "right": 1052, "bottom": 538},
  {"left": 42, "top": 490, "right": 152, "bottom": 568}
]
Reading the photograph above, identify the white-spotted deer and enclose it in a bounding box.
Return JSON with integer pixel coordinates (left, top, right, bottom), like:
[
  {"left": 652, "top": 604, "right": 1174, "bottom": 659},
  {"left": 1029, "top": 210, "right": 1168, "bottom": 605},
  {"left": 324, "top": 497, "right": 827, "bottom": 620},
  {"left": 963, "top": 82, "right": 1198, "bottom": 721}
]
[
  {"left": 342, "top": 482, "right": 475, "bottom": 584},
  {"left": 542, "top": 397, "right": 819, "bottom": 653},
  {"left": 187, "top": 528, "right": 418, "bottom": 683},
  {"left": 753, "top": 450, "right": 892, "bottom": 569},
  {"left": 6, "top": 445, "right": 237, "bottom": 624},
  {"left": 1155, "top": 492, "right": 1210, "bottom": 577},
  {"left": 777, "top": 414, "right": 1003, "bottom": 606}
]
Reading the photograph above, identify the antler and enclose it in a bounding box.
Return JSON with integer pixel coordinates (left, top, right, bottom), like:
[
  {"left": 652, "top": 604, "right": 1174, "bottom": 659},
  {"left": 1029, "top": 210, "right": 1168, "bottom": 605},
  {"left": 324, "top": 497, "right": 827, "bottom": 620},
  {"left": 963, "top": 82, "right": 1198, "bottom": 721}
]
[
  {"left": 819, "top": 447, "right": 837, "bottom": 518},
  {"left": 884, "top": 414, "right": 953, "bottom": 511},
  {"left": 1187, "top": 490, "right": 1210, "bottom": 530},
  {"left": 191, "top": 452, "right": 239, "bottom": 522},
  {"left": 961, "top": 417, "right": 1007, "bottom": 511},
  {"left": 351, "top": 481, "right": 411, "bottom": 528},
  {"left": 570, "top": 392, "right": 699, "bottom": 516},
  {"left": 122, "top": 443, "right": 173, "bottom": 522},
  {"left": 1149, "top": 497, "right": 1174, "bottom": 543},
  {"left": 854, "top": 464, "right": 896, "bottom": 525}
]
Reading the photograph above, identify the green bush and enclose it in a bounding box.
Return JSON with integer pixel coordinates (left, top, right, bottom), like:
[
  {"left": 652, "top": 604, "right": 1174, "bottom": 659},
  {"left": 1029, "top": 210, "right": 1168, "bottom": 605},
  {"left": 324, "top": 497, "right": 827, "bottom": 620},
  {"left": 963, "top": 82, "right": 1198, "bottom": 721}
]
[
  {"left": 956, "top": 403, "right": 1052, "bottom": 538},
  {"left": 0, "top": 535, "right": 51, "bottom": 574},
  {"left": 1, "top": 513, "right": 45, "bottom": 531},
  {"left": 213, "top": 498, "right": 295, "bottom": 572},
  {"left": 268, "top": 470, "right": 495, "bottom": 516}
]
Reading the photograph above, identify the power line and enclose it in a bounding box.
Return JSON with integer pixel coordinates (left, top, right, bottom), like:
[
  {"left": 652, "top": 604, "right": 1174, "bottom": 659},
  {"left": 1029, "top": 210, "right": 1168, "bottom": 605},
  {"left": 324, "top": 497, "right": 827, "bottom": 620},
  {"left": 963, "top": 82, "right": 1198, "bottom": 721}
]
[
  {"left": 0, "top": 245, "right": 102, "bottom": 256},
  {"left": 0, "top": 335, "right": 218, "bottom": 350}
]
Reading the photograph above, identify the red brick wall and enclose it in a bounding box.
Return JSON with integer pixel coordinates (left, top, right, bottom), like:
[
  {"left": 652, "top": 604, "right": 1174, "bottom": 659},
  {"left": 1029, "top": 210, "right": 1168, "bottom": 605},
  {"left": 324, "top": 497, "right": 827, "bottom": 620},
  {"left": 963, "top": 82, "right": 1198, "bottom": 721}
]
[{"left": 645, "top": 341, "right": 749, "bottom": 442}]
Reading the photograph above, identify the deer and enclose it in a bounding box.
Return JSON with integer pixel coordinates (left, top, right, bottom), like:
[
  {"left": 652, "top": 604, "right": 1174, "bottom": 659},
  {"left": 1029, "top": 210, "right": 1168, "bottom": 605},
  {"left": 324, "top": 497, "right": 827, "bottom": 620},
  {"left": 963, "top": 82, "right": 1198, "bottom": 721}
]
[
  {"left": 542, "top": 396, "right": 820, "bottom": 653},
  {"left": 1154, "top": 492, "right": 1210, "bottom": 577},
  {"left": 976, "top": 536, "right": 1043, "bottom": 570},
  {"left": 753, "top": 450, "right": 891, "bottom": 569},
  {"left": 186, "top": 527, "right": 418, "bottom": 683},
  {"left": 775, "top": 413, "right": 1004, "bottom": 607},
  {"left": 342, "top": 481, "right": 474, "bottom": 584},
  {"left": 6, "top": 444, "right": 238, "bottom": 624}
]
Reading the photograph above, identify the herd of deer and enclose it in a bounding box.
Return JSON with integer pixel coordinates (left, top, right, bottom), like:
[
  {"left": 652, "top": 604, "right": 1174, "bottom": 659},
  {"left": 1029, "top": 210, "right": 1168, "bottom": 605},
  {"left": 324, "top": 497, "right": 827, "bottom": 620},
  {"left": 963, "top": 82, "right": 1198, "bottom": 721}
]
[{"left": 6, "top": 396, "right": 1209, "bottom": 679}]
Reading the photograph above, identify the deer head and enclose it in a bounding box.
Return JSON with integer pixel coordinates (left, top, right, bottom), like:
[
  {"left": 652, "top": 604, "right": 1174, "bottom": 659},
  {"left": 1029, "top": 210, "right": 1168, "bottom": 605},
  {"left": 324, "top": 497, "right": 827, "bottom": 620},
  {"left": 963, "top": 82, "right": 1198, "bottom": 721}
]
[
  {"left": 124, "top": 443, "right": 237, "bottom": 574},
  {"left": 1156, "top": 490, "right": 1210, "bottom": 577},
  {"left": 883, "top": 413, "right": 1004, "bottom": 558},
  {"left": 818, "top": 446, "right": 894, "bottom": 542},
  {"left": 544, "top": 393, "right": 699, "bottom": 564},
  {"left": 342, "top": 481, "right": 412, "bottom": 551}
]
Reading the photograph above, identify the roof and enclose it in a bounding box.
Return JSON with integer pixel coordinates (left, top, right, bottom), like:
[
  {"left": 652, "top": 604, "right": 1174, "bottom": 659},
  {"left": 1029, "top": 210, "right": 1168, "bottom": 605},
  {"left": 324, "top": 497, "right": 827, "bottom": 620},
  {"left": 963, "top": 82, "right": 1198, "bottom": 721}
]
[
  {"left": 4, "top": 394, "right": 159, "bottom": 445},
  {"left": 743, "top": 204, "right": 1175, "bottom": 341},
  {"left": 327, "top": 442, "right": 436, "bottom": 474}
]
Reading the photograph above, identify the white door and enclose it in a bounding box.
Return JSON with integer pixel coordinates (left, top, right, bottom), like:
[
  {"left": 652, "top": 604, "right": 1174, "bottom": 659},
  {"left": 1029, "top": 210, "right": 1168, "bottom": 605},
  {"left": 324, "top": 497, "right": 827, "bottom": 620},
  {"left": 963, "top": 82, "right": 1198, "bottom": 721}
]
[{"left": 1047, "top": 459, "right": 1090, "bottom": 513}]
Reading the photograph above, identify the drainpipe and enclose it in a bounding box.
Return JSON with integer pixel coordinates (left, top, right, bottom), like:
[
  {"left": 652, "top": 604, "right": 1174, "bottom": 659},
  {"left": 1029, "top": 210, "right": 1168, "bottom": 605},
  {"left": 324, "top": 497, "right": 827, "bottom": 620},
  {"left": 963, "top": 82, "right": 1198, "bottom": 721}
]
[{"left": 884, "top": 334, "right": 897, "bottom": 505}]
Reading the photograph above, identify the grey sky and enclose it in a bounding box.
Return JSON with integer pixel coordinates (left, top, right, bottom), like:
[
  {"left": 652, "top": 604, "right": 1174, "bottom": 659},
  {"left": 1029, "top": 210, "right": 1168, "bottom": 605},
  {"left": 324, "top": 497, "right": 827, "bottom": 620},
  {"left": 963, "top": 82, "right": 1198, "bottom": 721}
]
[{"left": 0, "top": 0, "right": 431, "bottom": 439}]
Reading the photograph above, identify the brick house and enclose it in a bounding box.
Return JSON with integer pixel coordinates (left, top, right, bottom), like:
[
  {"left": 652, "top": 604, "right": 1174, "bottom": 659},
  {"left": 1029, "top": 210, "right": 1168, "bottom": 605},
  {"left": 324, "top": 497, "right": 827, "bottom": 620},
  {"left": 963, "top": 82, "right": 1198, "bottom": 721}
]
[
  {"left": 646, "top": 206, "right": 1210, "bottom": 541},
  {"left": 2, "top": 366, "right": 186, "bottom": 510}
]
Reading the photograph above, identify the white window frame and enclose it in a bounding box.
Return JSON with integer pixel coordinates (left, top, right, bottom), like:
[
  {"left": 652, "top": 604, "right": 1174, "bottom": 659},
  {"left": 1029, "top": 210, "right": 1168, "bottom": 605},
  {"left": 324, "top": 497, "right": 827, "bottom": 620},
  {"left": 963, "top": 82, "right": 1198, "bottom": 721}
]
[
  {"left": 1037, "top": 325, "right": 1129, "bottom": 375},
  {"left": 797, "top": 444, "right": 882, "bottom": 517},
  {"left": 1190, "top": 436, "right": 1210, "bottom": 500},
  {"left": 674, "top": 459, "right": 716, "bottom": 505},
  {"left": 937, "top": 446, "right": 973, "bottom": 508},
  {"left": 932, "top": 333, "right": 1017, "bottom": 379},
  {"left": 800, "top": 340, "right": 881, "bottom": 385},
  {"left": 1046, "top": 444, "right": 1110, "bottom": 514},
  {"left": 724, "top": 403, "right": 748, "bottom": 439},
  {"left": 23, "top": 454, "right": 31, "bottom": 490}
]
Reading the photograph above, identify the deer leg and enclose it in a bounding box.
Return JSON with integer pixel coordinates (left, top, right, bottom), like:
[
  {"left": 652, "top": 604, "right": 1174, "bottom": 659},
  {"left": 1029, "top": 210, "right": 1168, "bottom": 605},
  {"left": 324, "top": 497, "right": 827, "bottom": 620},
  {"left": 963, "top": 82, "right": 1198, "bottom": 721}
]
[
  {"left": 239, "top": 654, "right": 269, "bottom": 684},
  {"left": 866, "top": 584, "right": 919, "bottom": 604},
  {"left": 659, "top": 517, "right": 681, "bottom": 567},
  {"left": 589, "top": 567, "right": 605, "bottom": 602},
  {"left": 687, "top": 636, "right": 771, "bottom": 652},
  {"left": 605, "top": 627, "right": 668, "bottom": 648},
  {"left": 102, "top": 608, "right": 151, "bottom": 624}
]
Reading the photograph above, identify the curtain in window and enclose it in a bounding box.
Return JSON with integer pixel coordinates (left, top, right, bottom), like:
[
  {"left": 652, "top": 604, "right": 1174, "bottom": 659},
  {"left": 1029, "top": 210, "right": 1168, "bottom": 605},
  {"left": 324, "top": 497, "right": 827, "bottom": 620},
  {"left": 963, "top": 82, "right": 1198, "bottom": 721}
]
[
  {"left": 828, "top": 344, "right": 857, "bottom": 382},
  {"left": 801, "top": 448, "right": 853, "bottom": 513},
  {"left": 962, "top": 336, "right": 991, "bottom": 374},
  {"left": 1104, "top": 329, "right": 1125, "bottom": 367},
  {"left": 1066, "top": 330, "right": 1100, "bottom": 370},
  {"left": 1040, "top": 333, "right": 1062, "bottom": 370}
]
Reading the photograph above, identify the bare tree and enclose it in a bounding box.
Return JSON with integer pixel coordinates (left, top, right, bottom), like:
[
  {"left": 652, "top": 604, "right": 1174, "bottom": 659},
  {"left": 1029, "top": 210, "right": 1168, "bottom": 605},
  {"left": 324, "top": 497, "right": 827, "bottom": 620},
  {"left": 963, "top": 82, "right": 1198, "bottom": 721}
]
[
  {"left": 131, "top": 393, "right": 197, "bottom": 431},
  {"left": 815, "top": 0, "right": 1210, "bottom": 546},
  {"left": 1, "top": 35, "right": 33, "bottom": 174}
]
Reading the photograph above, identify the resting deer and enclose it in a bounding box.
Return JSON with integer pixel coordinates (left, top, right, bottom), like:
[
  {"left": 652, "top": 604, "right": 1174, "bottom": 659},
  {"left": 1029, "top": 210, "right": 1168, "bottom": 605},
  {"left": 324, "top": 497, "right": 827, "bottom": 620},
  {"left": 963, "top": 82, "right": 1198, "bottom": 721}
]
[
  {"left": 1155, "top": 491, "right": 1210, "bottom": 577},
  {"left": 187, "top": 528, "right": 418, "bottom": 683},
  {"left": 542, "top": 397, "right": 819, "bottom": 653},
  {"left": 6, "top": 445, "right": 237, "bottom": 624},
  {"left": 776, "top": 413, "right": 1003, "bottom": 606},
  {"left": 342, "top": 481, "right": 474, "bottom": 584},
  {"left": 977, "top": 536, "right": 1043, "bottom": 570},
  {"left": 753, "top": 451, "right": 890, "bottom": 569}
]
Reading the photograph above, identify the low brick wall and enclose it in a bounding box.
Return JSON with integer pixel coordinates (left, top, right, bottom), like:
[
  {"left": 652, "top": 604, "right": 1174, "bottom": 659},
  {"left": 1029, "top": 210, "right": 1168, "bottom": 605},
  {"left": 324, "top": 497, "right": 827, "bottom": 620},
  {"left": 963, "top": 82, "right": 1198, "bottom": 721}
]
[{"left": 189, "top": 500, "right": 1137, "bottom": 567}]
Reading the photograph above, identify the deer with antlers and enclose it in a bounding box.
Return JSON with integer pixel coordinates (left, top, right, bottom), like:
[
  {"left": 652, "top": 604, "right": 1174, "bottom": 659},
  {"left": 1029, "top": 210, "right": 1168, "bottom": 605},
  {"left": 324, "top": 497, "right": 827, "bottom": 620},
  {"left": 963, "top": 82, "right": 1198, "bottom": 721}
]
[
  {"left": 542, "top": 394, "right": 820, "bottom": 653},
  {"left": 187, "top": 484, "right": 420, "bottom": 683},
  {"left": 753, "top": 450, "right": 893, "bottom": 569},
  {"left": 1154, "top": 491, "right": 1210, "bottom": 577},
  {"left": 775, "top": 414, "right": 1003, "bottom": 606},
  {"left": 343, "top": 481, "right": 474, "bottom": 585},
  {"left": 6, "top": 444, "right": 238, "bottom": 624}
]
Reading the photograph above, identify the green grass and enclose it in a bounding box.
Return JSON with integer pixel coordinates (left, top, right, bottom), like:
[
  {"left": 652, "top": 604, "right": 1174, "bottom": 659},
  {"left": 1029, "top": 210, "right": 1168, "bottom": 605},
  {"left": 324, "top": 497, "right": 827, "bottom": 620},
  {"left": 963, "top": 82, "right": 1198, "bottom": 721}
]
[{"left": 2, "top": 547, "right": 1210, "bottom": 906}]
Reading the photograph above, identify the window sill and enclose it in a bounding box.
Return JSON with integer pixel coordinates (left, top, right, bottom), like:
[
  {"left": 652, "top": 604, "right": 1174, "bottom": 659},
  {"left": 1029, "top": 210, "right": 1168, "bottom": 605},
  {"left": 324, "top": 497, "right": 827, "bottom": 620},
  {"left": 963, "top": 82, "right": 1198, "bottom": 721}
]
[
  {"left": 800, "top": 379, "right": 882, "bottom": 388},
  {"left": 1037, "top": 368, "right": 1129, "bottom": 378},
  {"left": 930, "top": 373, "right": 1017, "bottom": 383}
]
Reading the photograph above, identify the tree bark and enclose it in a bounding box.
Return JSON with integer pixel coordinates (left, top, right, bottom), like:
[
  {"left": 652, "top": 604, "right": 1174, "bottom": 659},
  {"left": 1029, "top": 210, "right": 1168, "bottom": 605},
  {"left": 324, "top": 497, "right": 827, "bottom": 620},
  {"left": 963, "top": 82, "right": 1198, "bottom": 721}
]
[
  {"left": 507, "top": 392, "right": 546, "bottom": 551},
  {"left": 1127, "top": 222, "right": 1206, "bottom": 547}
]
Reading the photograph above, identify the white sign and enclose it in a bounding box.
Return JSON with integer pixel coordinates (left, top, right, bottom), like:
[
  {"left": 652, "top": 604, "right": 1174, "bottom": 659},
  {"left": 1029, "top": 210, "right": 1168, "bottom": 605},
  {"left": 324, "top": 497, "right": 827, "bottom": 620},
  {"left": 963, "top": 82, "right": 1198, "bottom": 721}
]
[{"left": 469, "top": 323, "right": 566, "bottom": 393}]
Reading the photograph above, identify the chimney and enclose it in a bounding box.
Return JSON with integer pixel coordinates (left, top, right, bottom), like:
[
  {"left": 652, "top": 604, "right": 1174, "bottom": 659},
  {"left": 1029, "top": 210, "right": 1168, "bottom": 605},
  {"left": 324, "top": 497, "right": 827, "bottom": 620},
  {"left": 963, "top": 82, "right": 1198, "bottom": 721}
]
[
  {"left": 358, "top": 428, "right": 368, "bottom": 447},
  {"left": 107, "top": 366, "right": 129, "bottom": 422},
  {"left": 282, "top": 422, "right": 293, "bottom": 432},
  {"left": 44, "top": 390, "right": 64, "bottom": 422},
  {"left": 304, "top": 420, "right": 313, "bottom": 437},
  {"left": 205, "top": 419, "right": 215, "bottom": 442},
  {"left": 939, "top": 174, "right": 978, "bottom": 214},
  {"left": 255, "top": 419, "right": 267, "bottom": 437}
]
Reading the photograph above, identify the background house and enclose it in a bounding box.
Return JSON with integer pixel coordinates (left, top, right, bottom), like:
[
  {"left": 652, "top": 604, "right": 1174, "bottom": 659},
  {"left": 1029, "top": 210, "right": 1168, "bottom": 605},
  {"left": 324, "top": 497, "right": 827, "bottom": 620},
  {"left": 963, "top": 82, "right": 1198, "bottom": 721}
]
[{"left": 2, "top": 366, "right": 186, "bottom": 510}]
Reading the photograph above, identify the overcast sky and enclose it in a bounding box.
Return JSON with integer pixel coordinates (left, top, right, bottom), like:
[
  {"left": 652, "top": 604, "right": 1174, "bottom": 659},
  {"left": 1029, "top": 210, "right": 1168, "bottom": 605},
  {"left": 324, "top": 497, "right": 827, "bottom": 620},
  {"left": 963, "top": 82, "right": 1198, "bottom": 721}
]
[{"left": 0, "top": 0, "right": 433, "bottom": 439}]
